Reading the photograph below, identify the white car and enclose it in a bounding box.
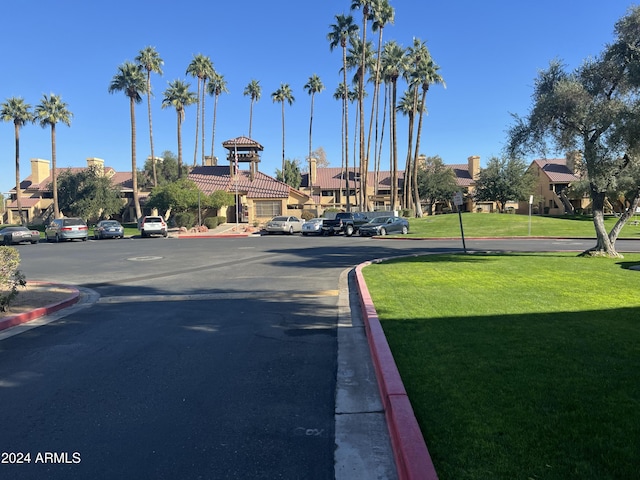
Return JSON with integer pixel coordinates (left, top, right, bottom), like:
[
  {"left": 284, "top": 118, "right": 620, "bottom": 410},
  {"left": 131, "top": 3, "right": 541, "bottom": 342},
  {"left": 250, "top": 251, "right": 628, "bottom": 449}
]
[
  {"left": 302, "top": 218, "right": 323, "bottom": 236},
  {"left": 264, "top": 216, "right": 304, "bottom": 235},
  {"left": 138, "top": 216, "right": 168, "bottom": 238}
]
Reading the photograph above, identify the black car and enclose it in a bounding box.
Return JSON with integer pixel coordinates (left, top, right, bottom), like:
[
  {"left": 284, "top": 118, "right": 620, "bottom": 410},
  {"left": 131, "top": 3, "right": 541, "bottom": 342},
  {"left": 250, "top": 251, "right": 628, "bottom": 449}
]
[{"left": 0, "top": 226, "right": 40, "bottom": 245}]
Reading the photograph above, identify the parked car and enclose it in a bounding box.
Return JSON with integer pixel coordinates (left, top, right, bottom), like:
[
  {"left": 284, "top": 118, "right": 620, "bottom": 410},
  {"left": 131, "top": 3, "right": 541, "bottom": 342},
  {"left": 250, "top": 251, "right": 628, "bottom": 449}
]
[
  {"left": 45, "top": 218, "right": 88, "bottom": 242},
  {"left": 321, "top": 212, "right": 370, "bottom": 236},
  {"left": 301, "top": 218, "right": 323, "bottom": 236},
  {"left": 264, "top": 216, "right": 304, "bottom": 234},
  {"left": 93, "top": 220, "right": 124, "bottom": 239},
  {"left": 0, "top": 226, "right": 40, "bottom": 245},
  {"left": 359, "top": 216, "right": 410, "bottom": 236},
  {"left": 138, "top": 216, "right": 168, "bottom": 238}
]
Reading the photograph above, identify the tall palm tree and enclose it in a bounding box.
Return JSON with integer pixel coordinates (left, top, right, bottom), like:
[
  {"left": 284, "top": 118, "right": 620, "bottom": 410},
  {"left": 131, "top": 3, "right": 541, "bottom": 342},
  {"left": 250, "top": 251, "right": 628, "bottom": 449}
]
[
  {"left": 397, "top": 88, "right": 419, "bottom": 210},
  {"left": 34, "top": 94, "right": 73, "bottom": 219},
  {"left": 186, "top": 54, "right": 214, "bottom": 166},
  {"left": 108, "top": 61, "right": 147, "bottom": 220},
  {"left": 271, "top": 83, "right": 295, "bottom": 177},
  {"left": 207, "top": 72, "right": 228, "bottom": 162},
  {"left": 333, "top": 84, "right": 348, "bottom": 194},
  {"left": 410, "top": 43, "right": 445, "bottom": 217},
  {"left": 243, "top": 79, "right": 261, "bottom": 138},
  {"left": 303, "top": 74, "right": 325, "bottom": 192},
  {"left": 380, "top": 41, "right": 406, "bottom": 212},
  {"left": 328, "top": 14, "right": 358, "bottom": 211},
  {"left": 161, "top": 80, "right": 197, "bottom": 178},
  {"left": 135, "top": 46, "right": 164, "bottom": 187},
  {"left": 368, "top": 0, "right": 395, "bottom": 203},
  {"left": 1, "top": 97, "right": 32, "bottom": 225},
  {"left": 351, "top": 0, "right": 373, "bottom": 210}
]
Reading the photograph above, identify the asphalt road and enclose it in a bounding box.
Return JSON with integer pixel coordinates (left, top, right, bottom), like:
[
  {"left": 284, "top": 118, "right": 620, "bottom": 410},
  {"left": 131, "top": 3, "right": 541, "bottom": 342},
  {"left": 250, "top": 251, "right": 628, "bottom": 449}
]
[{"left": 1, "top": 234, "right": 638, "bottom": 479}]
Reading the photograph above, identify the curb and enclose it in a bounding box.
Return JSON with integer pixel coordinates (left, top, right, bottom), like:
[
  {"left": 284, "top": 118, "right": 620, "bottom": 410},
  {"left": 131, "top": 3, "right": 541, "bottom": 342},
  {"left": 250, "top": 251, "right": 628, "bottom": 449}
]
[
  {"left": 354, "top": 262, "right": 439, "bottom": 480},
  {"left": 0, "top": 282, "right": 80, "bottom": 332}
]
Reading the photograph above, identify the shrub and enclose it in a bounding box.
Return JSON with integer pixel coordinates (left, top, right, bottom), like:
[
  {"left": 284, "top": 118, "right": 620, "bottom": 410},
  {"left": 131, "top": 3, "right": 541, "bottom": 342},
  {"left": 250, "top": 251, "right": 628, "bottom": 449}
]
[
  {"left": 0, "top": 246, "right": 26, "bottom": 312},
  {"left": 204, "top": 217, "right": 219, "bottom": 229},
  {"left": 300, "top": 210, "right": 315, "bottom": 221},
  {"left": 402, "top": 208, "right": 414, "bottom": 218},
  {"left": 216, "top": 216, "right": 226, "bottom": 226},
  {"left": 173, "top": 212, "right": 195, "bottom": 228}
]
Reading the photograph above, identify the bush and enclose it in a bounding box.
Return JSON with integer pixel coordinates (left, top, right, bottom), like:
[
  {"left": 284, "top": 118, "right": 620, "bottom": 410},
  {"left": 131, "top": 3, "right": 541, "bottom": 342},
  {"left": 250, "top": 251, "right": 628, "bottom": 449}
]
[
  {"left": 300, "top": 210, "right": 315, "bottom": 221},
  {"left": 216, "top": 216, "right": 226, "bottom": 226},
  {"left": 173, "top": 212, "right": 195, "bottom": 228},
  {"left": 401, "top": 209, "right": 414, "bottom": 218},
  {"left": 0, "top": 246, "right": 26, "bottom": 312},
  {"left": 204, "top": 217, "right": 219, "bottom": 229}
]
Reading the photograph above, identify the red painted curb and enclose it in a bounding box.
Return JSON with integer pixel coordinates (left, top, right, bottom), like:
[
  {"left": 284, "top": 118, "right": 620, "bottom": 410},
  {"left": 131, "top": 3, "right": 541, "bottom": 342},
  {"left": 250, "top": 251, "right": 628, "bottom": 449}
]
[
  {"left": 355, "top": 263, "right": 439, "bottom": 480},
  {"left": 0, "top": 282, "right": 80, "bottom": 332}
]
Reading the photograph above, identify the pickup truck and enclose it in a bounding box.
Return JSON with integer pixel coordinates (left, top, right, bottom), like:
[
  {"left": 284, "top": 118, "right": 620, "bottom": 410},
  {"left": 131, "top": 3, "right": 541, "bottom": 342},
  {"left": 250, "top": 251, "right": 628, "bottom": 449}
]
[{"left": 321, "top": 212, "right": 370, "bottom": 236}]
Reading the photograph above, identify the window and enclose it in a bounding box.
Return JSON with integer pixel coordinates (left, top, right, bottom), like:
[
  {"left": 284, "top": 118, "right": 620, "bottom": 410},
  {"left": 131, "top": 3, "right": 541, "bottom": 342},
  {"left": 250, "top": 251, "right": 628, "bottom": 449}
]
[{"left": 255, "top": 201, "right": 281, "bottom": 217}]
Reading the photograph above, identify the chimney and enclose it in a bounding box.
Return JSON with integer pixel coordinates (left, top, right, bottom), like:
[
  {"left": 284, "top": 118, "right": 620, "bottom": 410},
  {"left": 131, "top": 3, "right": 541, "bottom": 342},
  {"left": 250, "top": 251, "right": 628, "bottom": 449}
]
[
  {"left": 30, "top": 158, "right": 51, "bottom": 185},
  {"left": 566, "top": 151, "right": 582, "bottom": 175},
  {"left": 468, "top": 155, "right": 480, "bottom": 180},
  {"left": 86, "top": 157, "right": 105, "bottom": 176},
  {"left": 310, "top": 157, "right": 317, "bottom": 187}
]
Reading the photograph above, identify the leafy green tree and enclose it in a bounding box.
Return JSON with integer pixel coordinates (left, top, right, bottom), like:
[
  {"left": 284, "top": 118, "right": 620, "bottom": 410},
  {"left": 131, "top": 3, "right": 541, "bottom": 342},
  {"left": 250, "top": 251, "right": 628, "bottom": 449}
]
[
  {"left": 474, "top": 157, "right": 534, "bottom": 213},
  {"left": 138, "top": 150, "right": 188, "bottom": 189},
  {"left": 416, "top": 155, "right": 458, "bottom": 215},
  {"left": 56, "top": 166, "right": 123, "bottom": 221},
  {"left": 243, "top": 79, "right": 261, "bottom": 138},
  {"left": 146, "top": 178, "right": 200, "bottom": 214},
  {"left": 275, "top": 159, "right": 302, "bottom": 188},
  {"left": 303, "top": 74, "right": 324, "bottom": 185},
  {"left": 186, "top": 54, "right": 214, "bottom": 166},
  {"left": 206, "top": 190, "right": 234, "bottom": 211},
  {"left": 34, "top": 93, "right": 73, "bottom": 220},
  {"left": 162, "top": 80, "right": 197, "bottom": 178},
  {"left": 271, "top": 83, "right": 295, "bottom": 177},
  {"left": 508, "top": 6, "right": 640, "bottom": 257},
  {"left": 328, "top": 13, "right": 358, "bottom": 211},
  {"left": 1, "top": 97, "right": 32, "bottom": 225},
  {"left": 207, "top": 72, "right": 228, "bottom": 160},
  {"left": 135, "top": 46, "right": 164, "bottom": 187},
  {"left": 108, "top": 61, "right": 147, "bottom": 220}
]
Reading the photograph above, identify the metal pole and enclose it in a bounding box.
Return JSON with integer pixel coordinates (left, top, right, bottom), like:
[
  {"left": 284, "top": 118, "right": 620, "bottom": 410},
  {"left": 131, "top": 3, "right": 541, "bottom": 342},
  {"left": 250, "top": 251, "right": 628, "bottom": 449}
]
[
  {"left": 457, "top": 205, "right": 467, "bottom": 254},
  {"left": 234, "top": 141, "right": 239, "bottom": 232}
]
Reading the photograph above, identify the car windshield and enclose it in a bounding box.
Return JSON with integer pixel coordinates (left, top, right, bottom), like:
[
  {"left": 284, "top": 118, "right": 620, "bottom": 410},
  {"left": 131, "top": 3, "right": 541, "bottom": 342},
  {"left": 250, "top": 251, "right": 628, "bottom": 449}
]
[
  {"left": 368, "top": 217, "right": 391, "bottom": 225},
  {"left": 145, "top": 218, "right": 162, "bottom": 223},
  {"left": 308, "top": 218, "right": 322, "bottom": 223},
  {"left": 271, "top": 217, "right": 287, "bottom": 222}
]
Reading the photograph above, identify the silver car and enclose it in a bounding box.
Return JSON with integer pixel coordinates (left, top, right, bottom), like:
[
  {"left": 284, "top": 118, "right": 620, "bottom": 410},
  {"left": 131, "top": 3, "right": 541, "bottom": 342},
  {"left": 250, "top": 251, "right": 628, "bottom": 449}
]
[
  {"left": 302, "top": 218, "right": 323, "bottom": 236},
  {"left": 0, "top": 226, "right": 40, "bottom": 245},
  {"left": 45, "top": 218, "right": 89, "bottom": 242},
  {"left": 265, "top": 216, "right": 304, "bottom": 235}
]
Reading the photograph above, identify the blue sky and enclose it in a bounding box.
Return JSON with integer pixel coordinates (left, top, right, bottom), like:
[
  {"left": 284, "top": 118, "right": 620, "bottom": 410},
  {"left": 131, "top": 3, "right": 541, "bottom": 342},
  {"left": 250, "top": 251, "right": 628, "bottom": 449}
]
[{"left": 0, "top": 0, "right": 633, "bottom": 196}]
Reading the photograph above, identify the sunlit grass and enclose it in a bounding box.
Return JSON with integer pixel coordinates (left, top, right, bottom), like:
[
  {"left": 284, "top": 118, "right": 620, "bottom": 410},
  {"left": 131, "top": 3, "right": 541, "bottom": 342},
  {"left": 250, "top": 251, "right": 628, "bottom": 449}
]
[
  {"left": 404, "top": 213, "right": 640, "bottom": 238},
  {"left": 363, "top": 252, "right": 640, "bottom": 480}
]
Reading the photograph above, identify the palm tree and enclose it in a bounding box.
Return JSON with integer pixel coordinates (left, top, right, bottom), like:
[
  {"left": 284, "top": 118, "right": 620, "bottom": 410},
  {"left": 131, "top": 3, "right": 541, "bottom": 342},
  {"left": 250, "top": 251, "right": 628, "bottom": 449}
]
[
  {"left": 328, "top": 14, "right": 358, "bottom": 211},
  {"left": 108, "top": 61, "right": 147, "bottom": 220},
  {"left": 271, "top": 83, "right": 295, "bottom": 178},
  {"left": 135, "top": 46, "right": 164, "bottom": 187},
  {"left": 397, "top": 88, "right": 419, "bottom": 210},
  {"left": 1, "top": 97, "right": 32, "bottom": 225},
  {"left": 186, "top": 54, "right": 214, "bottom": 166},
  {"left": 243, "top": 79, "right": 261, "bottom": 138},
  {"left": 303, "top": 74, "right": 325, "bottom": 192},
  {"left": 368, "top": 0, "right": 395, "bottom": 202},
  {"left": 34, "top": 94, "right": 73, "bottom": 219},
  {"left": 333, "top": 84, "right": 348, "bottom": 193},
  {"left": 380, "top": 41, "right": 406, "bottom": 212},
  {"left": 409, "top": 41, "right": 445, "bottom": 217},
  {"left": 351, "top": 0, "right": 373, "bottom": 210},
  {"left": 206, "top": 72, "right": 229, "bottom": 162},
  {"left": 161, "top": 80, "right": 197, "bottom": 178}
]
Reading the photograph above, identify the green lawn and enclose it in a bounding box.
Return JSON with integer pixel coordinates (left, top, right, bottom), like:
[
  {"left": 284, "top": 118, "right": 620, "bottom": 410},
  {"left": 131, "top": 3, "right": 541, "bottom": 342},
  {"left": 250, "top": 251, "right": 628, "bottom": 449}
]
[
  {"left": 362, "top": 252, "right": 640, "bottom": 480},
  {"left": 405, "top": 213, "right": 640, "bottom": 238}
]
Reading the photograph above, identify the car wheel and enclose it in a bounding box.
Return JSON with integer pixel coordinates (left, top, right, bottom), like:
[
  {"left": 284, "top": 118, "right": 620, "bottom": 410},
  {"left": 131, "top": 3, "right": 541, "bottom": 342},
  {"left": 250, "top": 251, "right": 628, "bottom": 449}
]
[
  {"left": 379, "top": 227, "right": 387, "bottom": 236},
  {"left": 302, "top": 232, "right": 307, "bottom": 236},
  {"left": 82, "top": 237, "right": 87, "bottom": 242},
  {"left": 345, "top": 225, "right": 354, "bottom": 236},
  {"left": 288, "top": 226, "right": 294, "bottom": 235},
  {"left": 55, "top": 234, "right": 60, "bottom": 243},
  {"left": 402, "top": 225, "right": 408, "bottom": 234},
  {"left": 3, "top": 237, "right": 11, "bottom": 246}
]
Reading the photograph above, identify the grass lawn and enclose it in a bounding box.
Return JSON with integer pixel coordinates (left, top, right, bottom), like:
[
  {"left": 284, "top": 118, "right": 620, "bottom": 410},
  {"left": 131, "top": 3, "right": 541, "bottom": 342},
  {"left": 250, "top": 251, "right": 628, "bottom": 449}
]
[
  {"left": 362, "top": 252, "right": 640, "bottom": 480},
  {"left": 405, "top": 213, "right": 640, "bottom": 238}
]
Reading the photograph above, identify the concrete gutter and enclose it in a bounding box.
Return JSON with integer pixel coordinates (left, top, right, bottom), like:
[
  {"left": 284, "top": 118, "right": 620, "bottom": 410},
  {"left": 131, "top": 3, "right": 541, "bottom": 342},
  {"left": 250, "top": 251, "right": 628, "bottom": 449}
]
[
  {"left": 0, "top": 282, "right": 80, "bottom": 332},
  {"left": 354, "top": 262, "right": 439, "bottom": 480}
]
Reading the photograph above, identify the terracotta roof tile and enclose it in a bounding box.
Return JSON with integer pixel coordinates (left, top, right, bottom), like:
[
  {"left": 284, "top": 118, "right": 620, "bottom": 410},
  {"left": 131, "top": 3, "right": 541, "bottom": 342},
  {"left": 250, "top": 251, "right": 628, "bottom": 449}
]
[
  {"left": 532, "top": 159, "right": 580, "bottom": 183},
  {"left": 188, "top": 166, "right": 291, "bottom": 198}
]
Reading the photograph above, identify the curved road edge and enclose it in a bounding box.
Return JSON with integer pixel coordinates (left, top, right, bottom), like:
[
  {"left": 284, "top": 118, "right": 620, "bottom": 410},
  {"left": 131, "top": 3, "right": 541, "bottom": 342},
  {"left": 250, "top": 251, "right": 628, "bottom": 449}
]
[{"left": 354, "top": 261, "right": 439, "bottom": 480}]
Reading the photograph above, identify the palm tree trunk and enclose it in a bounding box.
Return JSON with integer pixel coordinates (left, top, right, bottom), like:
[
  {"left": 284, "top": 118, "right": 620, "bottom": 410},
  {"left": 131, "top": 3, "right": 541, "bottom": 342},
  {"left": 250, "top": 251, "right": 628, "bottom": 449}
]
[
  {"left": 211, "top": 94, "right": 219, "bottom": 160},
  {"left": 343, "top": 46, "right": 351, "bottom": 212},
  {"left": 368, "top": 28, "right": 384, "bottom": 210},
  {"left": 403, "top": 112, "right": 414, "bottom": 210},
  {"left": 359, "top": 10, "right": 367, "bottom": 211},
  {"left": 376, "top": 84, "right": 389, "bottom": 203},
  {"left": 177, "top": 112, "right": 183, "bottom": 178},
  {"left": 281, "top": 101, "right": 286, "bottom": 177},
  {"left": 412, "top": 87, "right": 428, "bottom": 217},
  {"left": 308, "top": 93, "right": 314, "bottom": 193},
  {"left": 249, "top": 100, "right": 254, "bottom": 138},
  {"left": 14, "top": 124, "right": 24, "bottom": 225},
  {"left": 51, "top": 124, "right": 60, "bottom": 219},
  {"left": 147, "top": 72, "right": 157, "bottom": 187},
  {"left": 391, "top": 80, "right": 398, "bottom": 212},
  {"left": 201, "top": 78, "right": 207, "bottom": 165},
  {"left": 193, "top": 78, "right": 201, "bottom": 166},
  {"left": 130, "top": 97, "right": 142, "bottom": 220}
]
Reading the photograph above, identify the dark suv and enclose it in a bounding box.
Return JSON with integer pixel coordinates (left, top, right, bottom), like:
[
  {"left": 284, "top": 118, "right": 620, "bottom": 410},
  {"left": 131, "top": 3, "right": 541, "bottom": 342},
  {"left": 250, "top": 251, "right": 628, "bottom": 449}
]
[
  {"left": 45, "top": 217, "right": 89, "bottom": 242},
  {"left": 138, "top": 216, "right": 168, "bottom": 238}
]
